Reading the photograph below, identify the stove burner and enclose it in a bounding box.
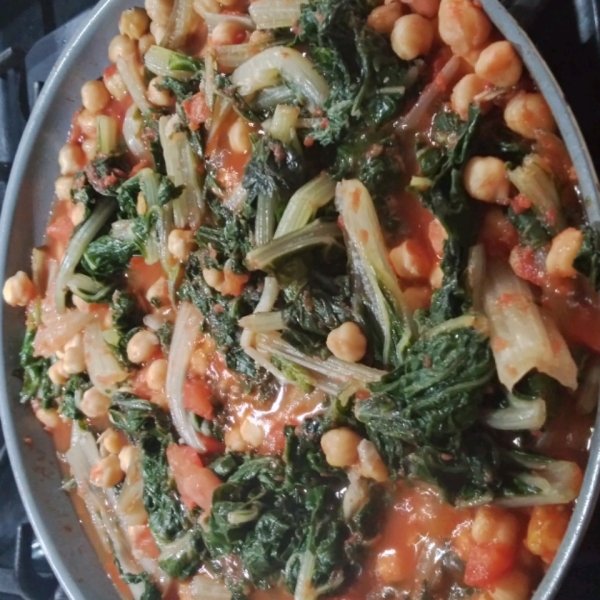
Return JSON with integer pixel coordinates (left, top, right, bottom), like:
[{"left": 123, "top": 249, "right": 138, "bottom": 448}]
[{"left": 1, "top": 1, "right": 600, "bottom": 599}]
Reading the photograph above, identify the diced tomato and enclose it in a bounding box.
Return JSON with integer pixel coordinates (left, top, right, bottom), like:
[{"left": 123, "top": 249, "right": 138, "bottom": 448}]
[
  {"left": 166, "top": 444, "right": 222, "bottom": 511},
  {"left": 220, "top": 268, "right": 249, "bottom": 297},
  {"left": 182, "top": 91, "right": 210, "bottom": 131},
  {"left": 509, "top": 245, "right": 547, "bottom": 286},
  {"left": 464, "top": 543, "right": 517, "bottom": 589},
  {"left": 510, "top": 193, "right": 532, "bottom": 214},
  {"left": 130, "top": 160, "right": 151, "bottom": 177},
  {"left": 479, "top": 208, "right": 519, "bottom": 259},
  {"left": 197, "top": 433, "right": 226, "bottom": 454},
  {"left": 128, "top": 524, "right": 160, "bottom": 559},
  {"left": 183, "top": 378, "right": 214, "bottom": 420},
  {"left": 47, "top": 214, "right": 74, "bottom": 247},
  {"left": 127, "top": 256, "right": 166, "bottom": 298},
  {"left": 542, "top": 277, "right": 600, "bottom": 352}
]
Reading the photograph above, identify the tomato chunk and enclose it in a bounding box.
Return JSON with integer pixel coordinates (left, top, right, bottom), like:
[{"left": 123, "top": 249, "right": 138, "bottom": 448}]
[
  {"left": 183, "top": 378, "right": 214, "bottom": 420},
  {"left": 128, "top": 524, "right": 160, "bottom": 559},
  {"left": 464, "top": 542, "right": 517, "bottom": 589},
  {"left": 166, "top": 444, "right": 222, "bottom": 511},
  {"left": 182, "top": 91, "right": 210, "bottom": 131}
]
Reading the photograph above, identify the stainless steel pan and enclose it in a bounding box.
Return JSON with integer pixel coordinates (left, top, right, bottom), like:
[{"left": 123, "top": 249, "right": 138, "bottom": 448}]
[{"left": 0, "top": 1, "right": 599, "bottom": 598}]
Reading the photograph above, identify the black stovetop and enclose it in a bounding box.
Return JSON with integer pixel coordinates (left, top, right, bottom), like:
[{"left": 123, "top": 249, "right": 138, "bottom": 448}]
[{"left": 1, "top": 1, "right": 600, "bottom": 599}]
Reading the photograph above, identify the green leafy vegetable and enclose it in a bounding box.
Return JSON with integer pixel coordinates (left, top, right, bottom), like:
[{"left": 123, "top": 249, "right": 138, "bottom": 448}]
[{"left": 574, "top": 224, "right": 600, "bottom": 290}]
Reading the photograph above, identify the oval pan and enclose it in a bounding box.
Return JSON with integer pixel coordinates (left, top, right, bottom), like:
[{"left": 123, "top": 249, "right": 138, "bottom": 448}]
[{"left": 0, "top": 1, "right": 599, "bottom": 599}]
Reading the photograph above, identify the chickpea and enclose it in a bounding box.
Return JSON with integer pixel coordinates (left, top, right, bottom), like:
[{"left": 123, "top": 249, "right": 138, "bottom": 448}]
[
  {"left": 403, "top": 286, "right": 432, "bottom": 312},
  {"left": 224, "top": 426, "right": 248, "bottom": 452},
  {"left": 81, "top": 137, "right": 97, "bottom": 162},
  {"left": 80, "top": 387, "right": 112, "bottom": 418},
  {"left": 81, "top": 80, "right": 110, "bottom": 114},
  {"left": 103, "top": 428, "right": 125, "bottom": 455},
  {"left": 147, "top": 76, "right": 176, "bottom": 108},
  {"left": 3, "top": 271, "right": 36, "bottom": 307},
  {"left": 430, "top": 264, "right": 444, "bottom": 289},
  {"left": 488, "top": 570, "right": 530, "bottom": 600},
  {"left": 35, "top": 408, "right": 61, "bottom": 430},
  {"left": 545, "top": 227, "right": 583, "bottom": 278},
  {"left": 210, "top": 21, "right": 248, "bottom": 47},
  {"left": 149, "top": 21, "right": 167, "bottom": 46},
  {"left": 391, "top": 14, "right": 434, "bottom": 61},
  {"left": 48, "top": 361, "right": 68, "bottom": 386},
  {"left": 118, "top": 445, "right": 138, "bottom": 472},
  {"left": 190, "top": 348, "right": 209, "bottom": 376},
  {"left": 104, "top": 69, "right": 128, "bottom": 101},
  {"left": 146, "top": 277, "right": 170, "bottom": 306},
  {"left": 91, "top": 454, "right": 125, "bottom": 488},
  {"left": 376, "top": 550, "right": 411, "bottom": 584},
  {"left": 54, "top": 176, "right": 74, "bottom": 202},
  {"left": 464, "top": 156, "right": 510, "bottom": 204},
  {"left": 138, "top": 32, "right": 156, "bottom": 56},
  {"left": 108, "top": 34, "right": 137, "bottom": 64},
  {"left": 69, "top": 202, "right": 86, "bottom": 226},
  {"left": 321, "top": 427, "right": 362, "bottom": 468},
  {"left": 367, "top": 2, "right": 404, "bottom": 34},
  {"left": 127, "top": 330, "right": 160, "bottom": 364},
  {"left": 451, "top": 74, "right": 486, "bottom": 120},
  {"left": 471, "top": 506, "right": 519, "bottom": 547},
  {"left": 76, "top": 109, "right": 98, "bottom": 138},
  {"left": 504, "top": 91, "right": 556, "bottom": 140},
  {"left": 228, "top": 118, "right": 252, "bottom": 154},
  {"left": 147, "top": 358, "right": 168, "bottom": 391},
  {"left": 145, "top": 0, "right": 174, "bottom": 26},
  {"left": 438, "top": 0, "right": 492, "bottom": 56},
  {"left": 357, "top": 440, "right": 389, "bottom": 482},
  {"left": 63, "top": 344, "right": 86, "bottom": 375},
  {"left": 168, "top": 228, "right": 195, "bottom": 261},
  {"left": 475, "top": 41, "right": 523, "bottom": 88},
  {"left": 58, "top": 143, "right": 85, "bottom": 176},
  {"left": 525, "top": 505, "right": 570, "bottom": 564},
  {"left": 203, "top": 267, "right": 225, "bottom": 291},
  {"left": 249, "top": 30, "right": 273, "bottom": 46},
  {"left": 240, "top": 418, "right": 265, "bottom": 448},
  {"left": 119, "top": 8, "right": 150, "bottom": 40},
  {"left": 326, "top": 321, "right": 368, "bottom": 363},
  {"left": 389, "top": 239, "right": 431, "bottom": 280},
  {"left": 403, "top": 0, "right": 440, "bottom": 19}
]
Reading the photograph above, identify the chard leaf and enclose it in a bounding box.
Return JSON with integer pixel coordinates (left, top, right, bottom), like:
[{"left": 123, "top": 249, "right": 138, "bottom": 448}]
[{"left": 574, "top": 224, "right": 600, "bottom": 291}]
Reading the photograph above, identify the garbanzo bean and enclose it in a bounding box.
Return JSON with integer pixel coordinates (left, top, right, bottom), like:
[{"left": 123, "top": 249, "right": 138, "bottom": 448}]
[
  {"left": 138, "top": 32, "right": 156, "bottom": 55},
  {"left": 80, "top": 388, "right": 112, "bottom": 418},
  {"left": 326, "top": 322, "right": 368, "bottom": 363},
  {"left": 54, "top": 176, "right": 74, "bottom": 201},
  {"left": 475, "top": 41, "right": 523, "bottom": 88},
  {"left": 438, "top": 0, "right": 492, "bottom": 55},
  {"left": 320, "top": 428, "right": 362, "bottom": 467},
  {"left": 90, "top": 455, "right": 125, "bottom": 488},
  {"left": 119, "top": 8, "right": 150, "bottom": 40},
  {"left": 3, "top": 271, "right": 36, "bottom": 307},
  {"left": 403, "top": 0, "right": 440, "bottom": 19},
  {"left": 58, "top": 143, "right": 85, "bottom": 176},
  {"left": 240, "top": 418, "right": 265, "bottom": 448},
  {"left": 463, "top": 156, "right": 510, "bottom": 204},
  {"left": 147, "top": 76, "right": 176, "bottom": 108},
  {"left": 108, "top": 34, "right": 137, "bottom": 64},
  {"left": 146, "top": 358, "right": 168, "bottom": 391},
  {"left": 210, "top": 21, "right": 248, "bottom": 46},
  {"left": 168, "top": 229, "right": 195, "bottom": 261},
  {"left": 391, "top": 14, "right": 434, "bottom": 61},
  {"left": 504, "top": 91, "right": 556, "bottom": 139},
  {"left": 127, "top": 330, "right": 160, "bottom": 364},
  {"left": 451, "top": 73, "right": 486, "bottom": 120},
  {"left": 103, "top": 428, "right": 125, "bottom": 455},
  {"left": 367, "top": 2, "right": 404, "bottom": 34},
  {"left": 81, "top": 80, "right": 110, "bottom": 114}
]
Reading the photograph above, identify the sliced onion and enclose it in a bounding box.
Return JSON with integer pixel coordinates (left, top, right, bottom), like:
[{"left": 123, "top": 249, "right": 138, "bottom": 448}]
[
  {"left": 166, "top": 302, "right": 206, "bottom": 451},
  {"left": 83, "top": 321, "right": 128, "bottom": 391},
  {"left": 123, "top": 104, "right": 148, "bottom": 159},
  {"left": 117, "top": 54, "right": 152, "bottom": 114},
  {"left": 161, "top": 0, "right": 198, "bottom": 50}
]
